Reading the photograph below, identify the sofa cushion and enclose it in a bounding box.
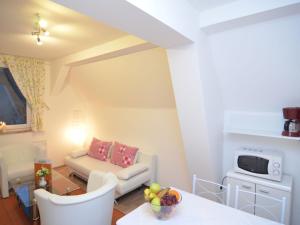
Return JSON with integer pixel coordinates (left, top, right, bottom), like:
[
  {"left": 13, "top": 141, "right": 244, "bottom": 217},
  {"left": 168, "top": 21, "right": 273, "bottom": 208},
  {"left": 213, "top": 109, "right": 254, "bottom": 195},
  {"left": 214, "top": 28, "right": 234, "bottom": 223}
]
[
  {"left": 111, "top": 142, "right": 139, "bottom": 168},
  {"left": 116, "top": 163, "right": 148, "bottom": 180},
  {"left": 65, "top": 155, "right": 123, "bottom": 177},
  {"left": 88, "top": 138, "right": 112, "bottom": 161},
  {"left": 116, "top": 170, "right": 151, "bottom": 195}
]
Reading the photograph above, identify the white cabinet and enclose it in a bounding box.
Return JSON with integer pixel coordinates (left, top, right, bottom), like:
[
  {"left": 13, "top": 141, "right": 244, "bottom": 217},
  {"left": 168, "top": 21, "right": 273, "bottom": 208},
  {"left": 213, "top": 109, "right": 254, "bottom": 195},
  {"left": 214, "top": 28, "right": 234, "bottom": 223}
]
[
  {"left": 227, "top": 170, "right": 292, "bottom": 225},
  {"left": 227, "top": 177, "right": 255, "bottom": 214},
  {"left": 255, "top": 185, "right": 291, "bottom": 223}
]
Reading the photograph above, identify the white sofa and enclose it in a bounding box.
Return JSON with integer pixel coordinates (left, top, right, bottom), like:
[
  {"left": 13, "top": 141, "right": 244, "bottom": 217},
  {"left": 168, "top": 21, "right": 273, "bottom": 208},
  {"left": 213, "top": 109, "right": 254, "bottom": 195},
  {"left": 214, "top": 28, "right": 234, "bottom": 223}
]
[
  {"left": 0, "top": 143, "right": 47, "bottom": 198},
  {"left": 65, "top": 150, "right": 156, "bottom": 198},
  {"left": 35, "top": 171, "right": 118, "bottom": 225}
]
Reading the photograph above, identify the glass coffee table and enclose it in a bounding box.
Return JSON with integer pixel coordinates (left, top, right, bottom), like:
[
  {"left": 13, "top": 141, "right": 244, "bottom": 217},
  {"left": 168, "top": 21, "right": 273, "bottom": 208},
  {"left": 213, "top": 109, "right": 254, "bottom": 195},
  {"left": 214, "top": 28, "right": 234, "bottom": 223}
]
[{"left": 12, "top": 170, "right": 81, "bottom": 220}]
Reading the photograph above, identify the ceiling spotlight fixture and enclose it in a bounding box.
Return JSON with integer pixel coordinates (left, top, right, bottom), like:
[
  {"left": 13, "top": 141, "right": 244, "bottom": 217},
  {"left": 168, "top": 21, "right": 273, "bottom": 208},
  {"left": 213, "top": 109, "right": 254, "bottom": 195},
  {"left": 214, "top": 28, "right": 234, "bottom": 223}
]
[{"left": 32, "top": 13, "right": 49, "bottom": 46}]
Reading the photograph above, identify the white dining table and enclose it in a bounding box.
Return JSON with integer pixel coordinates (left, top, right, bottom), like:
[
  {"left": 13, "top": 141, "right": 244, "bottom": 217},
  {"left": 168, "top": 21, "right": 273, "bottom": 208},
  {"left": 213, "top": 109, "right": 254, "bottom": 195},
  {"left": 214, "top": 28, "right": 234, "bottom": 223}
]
[{"left": 116, "top": 188, "right": 282, "bottom": 225}]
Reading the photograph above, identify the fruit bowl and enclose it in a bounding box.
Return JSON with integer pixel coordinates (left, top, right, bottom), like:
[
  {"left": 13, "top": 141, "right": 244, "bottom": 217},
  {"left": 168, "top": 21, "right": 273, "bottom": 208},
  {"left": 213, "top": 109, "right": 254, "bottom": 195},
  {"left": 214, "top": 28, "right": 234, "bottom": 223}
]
[
  {"left": 144, "top": 183, "right": 182, "bottom": 220},
  {"left": 150, "top": 192, "right": 182, "bottom": 220}
]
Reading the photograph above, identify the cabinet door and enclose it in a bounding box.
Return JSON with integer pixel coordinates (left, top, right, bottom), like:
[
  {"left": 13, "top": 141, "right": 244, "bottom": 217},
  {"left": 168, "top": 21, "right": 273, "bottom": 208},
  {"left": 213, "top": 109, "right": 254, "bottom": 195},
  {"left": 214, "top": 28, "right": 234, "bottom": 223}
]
[
  {"left": 227, "top": 177, "right": 255, "bottom": 214},
  {"left": 255, "top": 184, "right": 290, "bottom": 224}
]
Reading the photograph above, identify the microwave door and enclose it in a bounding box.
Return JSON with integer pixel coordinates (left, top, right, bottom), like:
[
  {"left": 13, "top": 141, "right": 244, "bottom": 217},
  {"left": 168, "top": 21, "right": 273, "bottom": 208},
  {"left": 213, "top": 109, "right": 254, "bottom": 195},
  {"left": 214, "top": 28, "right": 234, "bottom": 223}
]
[{"left": 237, "top": 156, "right": 269, "bottom": 174}]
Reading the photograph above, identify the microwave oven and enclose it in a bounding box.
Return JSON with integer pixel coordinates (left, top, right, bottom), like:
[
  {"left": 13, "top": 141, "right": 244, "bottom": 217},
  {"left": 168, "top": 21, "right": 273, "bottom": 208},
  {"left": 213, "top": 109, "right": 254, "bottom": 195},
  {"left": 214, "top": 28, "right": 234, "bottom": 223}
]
[{"left": 234, "top": 147, "right": 283, "bottom": 182}]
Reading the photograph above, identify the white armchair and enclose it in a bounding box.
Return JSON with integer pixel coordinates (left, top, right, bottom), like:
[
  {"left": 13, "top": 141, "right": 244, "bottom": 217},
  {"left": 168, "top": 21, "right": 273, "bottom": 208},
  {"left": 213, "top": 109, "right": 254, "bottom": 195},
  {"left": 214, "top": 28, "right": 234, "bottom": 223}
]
[
  {"left": 34, "top": 171, "right": 118, "bottom": 225},
  {"left": 0, "top": 143, "right": 47, "bottom": 198}
]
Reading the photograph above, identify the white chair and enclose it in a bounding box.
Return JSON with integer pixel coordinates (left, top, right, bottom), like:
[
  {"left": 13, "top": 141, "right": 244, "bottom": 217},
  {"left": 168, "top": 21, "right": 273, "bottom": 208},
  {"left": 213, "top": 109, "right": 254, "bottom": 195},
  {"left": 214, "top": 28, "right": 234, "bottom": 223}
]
[
  {"left": 234, "top": 185, "right": 286, "bottom": 223},
  {"left": 34, "top": 171, "right": 118, "bottom": 225},
  {"left": 192, "top": 174, "right": 231, "bottom": 206},
  {"left": 0, "top": 143, "right": 47, "bottom": 198}
]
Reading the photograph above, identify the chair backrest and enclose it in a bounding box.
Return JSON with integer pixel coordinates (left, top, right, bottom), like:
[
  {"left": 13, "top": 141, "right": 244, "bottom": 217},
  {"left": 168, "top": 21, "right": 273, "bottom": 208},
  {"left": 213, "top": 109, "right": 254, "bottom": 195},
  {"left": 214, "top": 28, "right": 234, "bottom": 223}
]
[
  {"left": 0, "top": 143, "right": 39, "bottom": 164},
  {"left": 234, "top": 185, "right": 286, "bottom": 224},
  {"left": 34, "top": 172, "right": 118, "bottom": 225},
  {"left": 192, "top": 174, "right": 231, "bottom": 206},
  {"left": 87, "top": 170, "right": 109, "bottom": 192}
]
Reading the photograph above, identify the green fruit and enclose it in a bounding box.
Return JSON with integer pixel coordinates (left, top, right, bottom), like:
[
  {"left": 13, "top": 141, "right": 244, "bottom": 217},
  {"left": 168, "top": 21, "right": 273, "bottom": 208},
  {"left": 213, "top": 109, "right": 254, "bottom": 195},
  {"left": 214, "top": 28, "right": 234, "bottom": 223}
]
[
  {"left": 151, "top": 197, "right": 161, "bottom": 212},
  {"left": 150, "top": 183, "right": 161, "bottom": 194}
]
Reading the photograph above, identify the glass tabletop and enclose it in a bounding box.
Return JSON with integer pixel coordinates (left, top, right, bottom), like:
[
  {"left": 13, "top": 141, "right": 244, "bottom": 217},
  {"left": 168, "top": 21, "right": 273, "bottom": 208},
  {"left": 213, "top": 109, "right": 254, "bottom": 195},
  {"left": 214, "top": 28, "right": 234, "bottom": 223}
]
[{"left": 12, "top": 170, "right": 80, "bottom": 208}]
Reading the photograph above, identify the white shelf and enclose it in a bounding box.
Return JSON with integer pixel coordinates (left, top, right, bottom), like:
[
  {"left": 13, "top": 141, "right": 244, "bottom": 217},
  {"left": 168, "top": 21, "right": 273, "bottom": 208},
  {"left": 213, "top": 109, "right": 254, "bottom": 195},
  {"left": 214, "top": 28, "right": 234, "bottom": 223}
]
[{"left": 224, "top": 128, "right": 300, "bottom": 141}]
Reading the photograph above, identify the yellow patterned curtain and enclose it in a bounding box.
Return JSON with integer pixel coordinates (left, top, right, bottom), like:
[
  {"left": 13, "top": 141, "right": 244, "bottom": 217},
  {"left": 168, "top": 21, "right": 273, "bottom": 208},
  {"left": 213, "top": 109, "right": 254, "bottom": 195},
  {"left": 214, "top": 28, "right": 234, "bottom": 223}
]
[{"left": 0, "top": 55, "right": 48, "bottom": 131}]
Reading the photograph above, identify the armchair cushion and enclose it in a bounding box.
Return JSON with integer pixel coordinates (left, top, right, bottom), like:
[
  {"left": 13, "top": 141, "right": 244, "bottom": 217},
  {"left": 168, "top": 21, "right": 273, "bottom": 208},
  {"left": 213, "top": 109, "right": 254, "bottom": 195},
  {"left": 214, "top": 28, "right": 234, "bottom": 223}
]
[{"left": 116, "top": 163, "right": 148, "bottom": 180}]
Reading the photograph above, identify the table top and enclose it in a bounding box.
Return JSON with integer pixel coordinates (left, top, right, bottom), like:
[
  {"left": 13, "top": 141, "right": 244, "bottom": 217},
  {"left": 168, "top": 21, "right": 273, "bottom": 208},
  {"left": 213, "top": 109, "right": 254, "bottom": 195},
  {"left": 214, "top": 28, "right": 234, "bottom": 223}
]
[
  {"left": 13, "top": 170, "right": 80, "bottom": 207},
  {"left": 117, "top": 188, "right": 282, "bottom": 225}
]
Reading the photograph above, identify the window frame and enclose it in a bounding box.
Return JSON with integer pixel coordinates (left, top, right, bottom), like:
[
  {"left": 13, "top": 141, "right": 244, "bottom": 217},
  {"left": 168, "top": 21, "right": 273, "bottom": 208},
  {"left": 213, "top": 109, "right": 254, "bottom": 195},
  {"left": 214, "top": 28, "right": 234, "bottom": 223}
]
[{"left": 0, "top": 63, "right": 32, "bottom": 132}]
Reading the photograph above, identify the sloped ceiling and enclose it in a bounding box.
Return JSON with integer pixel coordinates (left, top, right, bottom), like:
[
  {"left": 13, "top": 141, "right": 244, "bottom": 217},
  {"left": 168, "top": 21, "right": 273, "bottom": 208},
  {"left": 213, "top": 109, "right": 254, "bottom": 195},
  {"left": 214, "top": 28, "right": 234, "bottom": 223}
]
[
  {"left": 208, "top": 13, "right": 300, "bottom": 111},
  {"left": 0, "top": 0, "right": 126, "bottom": 60},
  {"left": 69, "top": 48, "right": 176, "bottom": 108},
  {"left": 187, "top": 0, "right": 237, "bottom": 12}
]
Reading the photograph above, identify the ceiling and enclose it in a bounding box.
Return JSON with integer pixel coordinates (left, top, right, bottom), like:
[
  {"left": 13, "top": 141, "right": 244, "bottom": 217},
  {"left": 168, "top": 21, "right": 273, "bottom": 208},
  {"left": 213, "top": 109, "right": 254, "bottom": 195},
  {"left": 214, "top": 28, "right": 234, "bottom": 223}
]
[
  {"left": 187, "top": 0, "right": 237, "bottom": 12},
  {"left": 0, "top": 0, "right": 126, "bottom": 60}
]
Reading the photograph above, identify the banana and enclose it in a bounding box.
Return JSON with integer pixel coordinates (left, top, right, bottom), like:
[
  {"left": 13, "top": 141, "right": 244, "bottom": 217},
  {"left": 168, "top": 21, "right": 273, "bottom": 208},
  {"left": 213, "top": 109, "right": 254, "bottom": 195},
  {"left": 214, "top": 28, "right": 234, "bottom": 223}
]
[{"left": 157, "top": 188, "right": 170, "bottom": 198}]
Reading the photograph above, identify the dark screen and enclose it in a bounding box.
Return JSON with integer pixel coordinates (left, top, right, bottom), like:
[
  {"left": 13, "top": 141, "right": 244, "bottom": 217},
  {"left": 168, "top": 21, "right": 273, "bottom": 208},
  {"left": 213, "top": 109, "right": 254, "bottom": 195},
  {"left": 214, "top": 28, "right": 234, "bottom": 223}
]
[{"left": 238, "top": 155, "right": 269, "bottom": 174}]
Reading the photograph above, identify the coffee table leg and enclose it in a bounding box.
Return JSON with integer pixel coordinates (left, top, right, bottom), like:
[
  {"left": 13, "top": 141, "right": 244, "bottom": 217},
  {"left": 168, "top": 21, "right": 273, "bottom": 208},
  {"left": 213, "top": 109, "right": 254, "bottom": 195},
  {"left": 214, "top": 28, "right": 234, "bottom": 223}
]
[{"left": 32, "top": 198, "right": 39, "bottom": 221}]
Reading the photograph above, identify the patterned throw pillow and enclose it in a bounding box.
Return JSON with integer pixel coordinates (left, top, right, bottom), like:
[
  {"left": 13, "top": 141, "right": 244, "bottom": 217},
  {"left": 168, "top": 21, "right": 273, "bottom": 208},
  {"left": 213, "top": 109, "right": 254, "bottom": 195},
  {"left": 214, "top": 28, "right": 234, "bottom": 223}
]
[
  {"left": 88, "top": 137, "right": 112, "bottom": 161},
  {"left": 111, "top": 142, "right": 139, "bottom": 168}
]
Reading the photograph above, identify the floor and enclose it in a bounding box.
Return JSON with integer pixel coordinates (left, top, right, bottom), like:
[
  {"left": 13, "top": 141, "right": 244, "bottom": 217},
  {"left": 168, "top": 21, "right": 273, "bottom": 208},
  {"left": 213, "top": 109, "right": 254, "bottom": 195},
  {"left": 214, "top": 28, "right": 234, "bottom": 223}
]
[
  {"left": 0, "top": 167, "right": 125, "bottom": 225},
  {"left": 114, "top": 185, "right": 145, "bottom": 214}
]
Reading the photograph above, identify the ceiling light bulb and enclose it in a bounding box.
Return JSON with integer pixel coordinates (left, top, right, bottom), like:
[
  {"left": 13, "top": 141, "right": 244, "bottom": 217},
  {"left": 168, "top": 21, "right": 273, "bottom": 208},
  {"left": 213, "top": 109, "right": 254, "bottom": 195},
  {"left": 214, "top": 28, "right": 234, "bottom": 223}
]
[
  {"left": 44, "top": 31, "right": 50, "bottom": 36},
  {"left": 39, "top": 19, "right": 47, "bottom": 28}
]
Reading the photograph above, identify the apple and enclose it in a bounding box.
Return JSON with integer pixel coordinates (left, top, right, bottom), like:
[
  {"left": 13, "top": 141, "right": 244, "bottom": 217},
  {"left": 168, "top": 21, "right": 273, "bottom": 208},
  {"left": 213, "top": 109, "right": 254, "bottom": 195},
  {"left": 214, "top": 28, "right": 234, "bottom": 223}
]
[
  {"left": 151, "top": 197, "right": 161, "bottom": 212},
  {"left": 150, "top": 183, "right": 161, "bottom": 194}
]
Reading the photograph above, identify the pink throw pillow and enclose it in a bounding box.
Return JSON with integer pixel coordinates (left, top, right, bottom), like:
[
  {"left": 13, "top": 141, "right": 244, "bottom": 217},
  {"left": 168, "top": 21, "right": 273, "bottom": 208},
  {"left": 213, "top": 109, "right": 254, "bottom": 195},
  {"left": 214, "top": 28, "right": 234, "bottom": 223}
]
[
  {"left": 88, "top": 137, "right": 112, "bottom": 161},
  {"left": 111, "top": 142, "right": 139, "bottom": 168}
]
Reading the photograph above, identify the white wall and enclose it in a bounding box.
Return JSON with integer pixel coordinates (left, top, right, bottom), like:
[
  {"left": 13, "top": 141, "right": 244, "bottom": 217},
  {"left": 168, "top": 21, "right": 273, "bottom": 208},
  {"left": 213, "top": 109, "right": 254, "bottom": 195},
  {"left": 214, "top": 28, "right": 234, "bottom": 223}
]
[
  {"left": 90, "top": 107, "right": 190, "bottom": 190},
  {"left": 208, "top": 13, "right": 300, "bottom": 111},
  {"left": 167, "top": 33, "right": 224, "bottom": 183},
  {"left": 207, "top": 13, "right": 300, "bottom": 225},
  {"left": 69, "top": 48, "right": 190, "bottom": 190}
]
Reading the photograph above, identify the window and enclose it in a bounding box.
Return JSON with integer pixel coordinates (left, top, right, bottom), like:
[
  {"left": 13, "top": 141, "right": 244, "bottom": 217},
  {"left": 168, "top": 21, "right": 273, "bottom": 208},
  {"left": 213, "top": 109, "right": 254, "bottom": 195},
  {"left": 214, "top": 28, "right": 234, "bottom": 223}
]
[{"left": 0, "top": 66, "right": 31, "bottom": 131}]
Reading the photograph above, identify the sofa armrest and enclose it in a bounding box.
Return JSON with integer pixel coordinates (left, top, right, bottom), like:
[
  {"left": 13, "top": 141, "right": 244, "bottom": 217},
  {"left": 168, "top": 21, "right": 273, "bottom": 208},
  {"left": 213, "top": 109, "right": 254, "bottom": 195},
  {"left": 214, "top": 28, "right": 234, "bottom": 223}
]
[
  {"left": 137, "top": 152, "right": 157, "bottom": 183},
  {"left": 70, "top": 149, "right": 88, "bottom": 159},
  {"left": 116, "top": 163, "right": 149, "bottom": 180},
  {"left": 0, "top": 153, "right": 9, "bottom": 197}
]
